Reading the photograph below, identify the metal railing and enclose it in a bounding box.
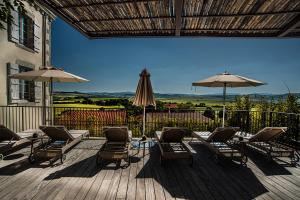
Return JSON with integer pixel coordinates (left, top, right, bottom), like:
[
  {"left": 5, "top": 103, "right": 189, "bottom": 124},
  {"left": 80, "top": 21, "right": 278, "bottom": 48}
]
[{"left": 0, "top": 106, "right": 299, "bottom": 148}]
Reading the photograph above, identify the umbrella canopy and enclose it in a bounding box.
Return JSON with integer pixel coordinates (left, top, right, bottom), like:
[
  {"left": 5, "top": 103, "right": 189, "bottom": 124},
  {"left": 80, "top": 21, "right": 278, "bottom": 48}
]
[
  {"left": 9, "top": 66, "right": 89, "bottom": 125},
  {"left": 133, "top": 69, "right": 156, "bottom": 137},
  {"left": 133, "top": 69, "right": 156, "bottom": 107},
  {"left": 9, "top": 66, "right": 89, "bottom": 83},
  {"left": 192, "top": 72, "right": 264, "bottom": 87},
  {"left": 192, "top": 72, "right": 265, "bottom": 127}
]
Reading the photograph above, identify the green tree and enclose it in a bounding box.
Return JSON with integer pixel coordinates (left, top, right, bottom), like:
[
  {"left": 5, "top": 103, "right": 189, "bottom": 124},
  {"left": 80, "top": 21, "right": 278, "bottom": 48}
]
[
  {"left": 0, "top": 0, "right": 33, "bottom": 29},
  {"left": 203, "top": 107, "right": 215, "bottom": 120},
  {"left": 285, "top": 93, "right": 299, "bottom": 113},
  {"left": 228, "top": 96, "right": 252, "bottom": 131}
]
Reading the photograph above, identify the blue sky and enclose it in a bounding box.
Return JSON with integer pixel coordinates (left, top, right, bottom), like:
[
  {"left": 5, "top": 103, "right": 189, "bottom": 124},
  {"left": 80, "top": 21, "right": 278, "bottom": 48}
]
[{"left": 52, "top": 19, "right": 300, "bottom": 95}]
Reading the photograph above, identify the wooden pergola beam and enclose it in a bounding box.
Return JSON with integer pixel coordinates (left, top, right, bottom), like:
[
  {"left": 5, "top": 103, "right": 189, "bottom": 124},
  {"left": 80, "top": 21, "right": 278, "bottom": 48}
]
[
  {"left": 278, "top": 15, "right": 300, "bottom": 37},
  {"left": 56, "top": 0, "right": 159, "bottom": 9},
  {"left": 73, "top": 10, "right": 300, "bottom": 24},
  {"left": 87, "top": 28, "right": 281, "bottom": 34},
  {"left": 175, "top": 0, "right": 184, "bottom": 36}
]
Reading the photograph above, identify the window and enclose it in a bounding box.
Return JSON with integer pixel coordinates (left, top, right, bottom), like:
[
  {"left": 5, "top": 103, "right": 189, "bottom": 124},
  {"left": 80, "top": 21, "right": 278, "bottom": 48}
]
[
  {"left": 18, "top": 66, "right": 35, "bottom": 102},
  {"left": 19, "top": 14, "right": 34, "bottom": 50},
  {"left": 8, "top": 9, "right": 41, "bottom": 52},
  {"left": 7, "top": 63, "right": 41, "bottom": 104}
]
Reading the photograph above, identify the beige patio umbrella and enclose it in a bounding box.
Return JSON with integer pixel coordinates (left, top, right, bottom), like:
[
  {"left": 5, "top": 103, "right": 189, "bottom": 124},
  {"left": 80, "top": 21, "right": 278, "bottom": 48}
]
[
  {"left": 10, "top": 66, "right": 89, "bottom": 106},
  {"left": 10, "top": 66, "right": 89, "bottom": 124},
  {"left": 133, "top": 69, "right": 156, "bottom": 137},
  {"left": 192, "top": 72, "right": 265, "bottom": 127}
]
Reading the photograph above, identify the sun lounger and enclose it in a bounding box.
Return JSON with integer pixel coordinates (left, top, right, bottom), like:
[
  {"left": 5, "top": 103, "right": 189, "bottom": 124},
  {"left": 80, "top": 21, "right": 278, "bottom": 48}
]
[
  {"left": 96, "top": 126, "right": 132, "bottom": 167},
  {"left": 28, "top": 125, "right": 89, "bottom": 165},
  {"left": 0, "top": 125, "right": 41, "bottom": 161},
  {"left": 155, "top": 127, "right": 193, "bottom": 166},
  {"left": 236, "top": 127, "right": 299, "bottom": 165},
  {"left": 192, "top": 127, "right": 247, "bottom": 165}
]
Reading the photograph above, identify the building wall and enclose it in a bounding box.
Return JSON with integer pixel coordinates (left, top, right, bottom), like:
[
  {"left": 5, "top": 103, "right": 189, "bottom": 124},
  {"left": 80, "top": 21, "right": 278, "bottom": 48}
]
[{"left": 0, "top": 1, "right": 54, "bottom": 106}]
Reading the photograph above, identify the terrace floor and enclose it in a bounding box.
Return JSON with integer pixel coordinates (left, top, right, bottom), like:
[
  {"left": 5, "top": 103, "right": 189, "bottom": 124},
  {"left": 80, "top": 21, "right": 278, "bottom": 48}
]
[{"left": 0, "top": 139, "right": 299, "bottom": 200}]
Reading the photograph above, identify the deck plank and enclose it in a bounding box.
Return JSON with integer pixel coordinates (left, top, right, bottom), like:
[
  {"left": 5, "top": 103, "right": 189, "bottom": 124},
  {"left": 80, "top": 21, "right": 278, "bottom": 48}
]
[
  {"left": 126, "top": 149, "right": 138, "bottom": 200},
  {"left": 136, "top": 150, "right": 146, "bottom": 200},
  {"left": 0, "top": 139, "right": 299, "bottom": 200},
  {"left": 144, "top": 148, "right": 156, "bottom": 200}
]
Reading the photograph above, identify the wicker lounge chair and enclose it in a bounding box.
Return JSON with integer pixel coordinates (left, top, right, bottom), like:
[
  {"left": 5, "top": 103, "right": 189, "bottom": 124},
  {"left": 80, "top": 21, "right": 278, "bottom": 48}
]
[
  {"left": 0, "top": 125, "right": 41, "bottom": 161},
  {"left": 28, "top": 125, "right": 89, "bottom": 165},
  {"left": 96, "top": 127, "right": 132, "bottom": 167},
  {"left": 155, "top": 127, "right": 193, "bottom": 166},
  {"left": 236, "top": 127, "right": 299, "bottom": 165},
  {"left": 192, "top": 127, "right": 247, "bottom": 165}
]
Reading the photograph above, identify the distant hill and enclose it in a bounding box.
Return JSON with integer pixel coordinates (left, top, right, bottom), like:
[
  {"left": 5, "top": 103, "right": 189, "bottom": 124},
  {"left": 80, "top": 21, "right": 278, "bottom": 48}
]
[{"left": 54, "top": 91, "right": 300, "bottom": 101}]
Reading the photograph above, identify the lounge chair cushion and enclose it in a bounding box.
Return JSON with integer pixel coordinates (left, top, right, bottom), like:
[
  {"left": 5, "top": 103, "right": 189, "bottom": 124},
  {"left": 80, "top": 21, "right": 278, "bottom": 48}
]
[
  {"left": 0, "top": 125, "right": 21, "bottom": 141},
  {"left": 69, "top": 130, "right": 89, "bottom": 139},
  {"left": 193, "top": 131, "right": 212, "bottom": 141},
  {"left": 39, "top": 125, "right": 74, "bottom": 141},
  {"left": 194, "top": 127, "right": 239, "bottom": 142},
  {"left": 0, "top": 140, "right": 17, "bottom": 149},
  {"left": 159, "top": 127, "right": 187, "bottom": 143},
  {"left": 245, "top": 127, "right": 287, "bottom": 142},
  {"left": 103, "top": 127, "right": 131, "bottom": 142}
]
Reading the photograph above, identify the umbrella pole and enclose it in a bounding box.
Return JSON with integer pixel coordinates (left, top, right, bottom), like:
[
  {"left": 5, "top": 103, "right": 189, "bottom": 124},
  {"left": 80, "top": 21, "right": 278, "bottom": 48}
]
[
  {"left": 222, "top": 83, "right": 227, "bottom": 127},
  {"left": 143, "top": 106, "right": 146, "bottom": 137},
  {"left": 50, "top": 78, "right": 53, "bottom": 125}
]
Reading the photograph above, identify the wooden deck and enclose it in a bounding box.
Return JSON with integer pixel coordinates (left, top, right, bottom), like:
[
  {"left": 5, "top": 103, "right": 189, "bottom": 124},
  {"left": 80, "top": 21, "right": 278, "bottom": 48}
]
[{"left": 0, "top": 139, "right": 299, "bottom": 200}]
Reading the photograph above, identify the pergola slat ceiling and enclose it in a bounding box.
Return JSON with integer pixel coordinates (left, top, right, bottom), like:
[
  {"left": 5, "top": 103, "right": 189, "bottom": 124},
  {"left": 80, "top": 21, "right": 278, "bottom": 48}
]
[{"left": 39, "top": 0, "right": 300, "bottom": 38}]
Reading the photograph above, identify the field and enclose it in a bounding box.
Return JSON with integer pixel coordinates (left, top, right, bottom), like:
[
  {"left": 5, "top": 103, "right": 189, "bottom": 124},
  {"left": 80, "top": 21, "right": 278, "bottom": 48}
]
[
  {"left": 54, "top": 103, "right": 123, "bottom": 109},
  {"left": 54, "top": 97, "right": 226, "bottom": 109},
  {"left": 157, "top": 97, "right": 228, "bottom": 107}
]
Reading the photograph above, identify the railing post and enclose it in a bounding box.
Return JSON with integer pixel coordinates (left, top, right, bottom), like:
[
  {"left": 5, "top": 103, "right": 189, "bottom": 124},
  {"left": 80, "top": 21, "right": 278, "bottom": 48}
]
[
  {"left": 22, "top": 106, "right": 24, "bottom": 131},
  {"left": 296, "top": 115, "right": 300, "bottom": 142},
  {"left": 53, "top": 107, "right": 56, "bottom": 125},
  {"left": 269, "top": 112, "right": 273, "bottom": 127}
]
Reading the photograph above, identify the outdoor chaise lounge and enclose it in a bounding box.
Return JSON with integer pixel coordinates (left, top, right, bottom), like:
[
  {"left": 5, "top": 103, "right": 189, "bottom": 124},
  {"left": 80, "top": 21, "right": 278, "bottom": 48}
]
[
  {"left": 235, "top": 127, "right": 299, "bottom": 165},
  {"left": 28, "top": 125, "right": 89, "bottom": 165},
  {"left": 192, "top": 127, "right": 248, "bottom": 165},
  {"left": 96, "top": 126, "right": 132, "bottom": 167},
  {"left": 0, "top": 125, "right": 41, "bottom": 161},
  {"left": 155, "top": 127, "right": 193, "bottom": 166}
]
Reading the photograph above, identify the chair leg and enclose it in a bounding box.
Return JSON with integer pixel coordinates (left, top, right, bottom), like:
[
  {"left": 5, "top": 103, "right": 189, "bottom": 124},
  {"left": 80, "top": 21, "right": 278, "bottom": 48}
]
[
  {"left": 96, "top": 153, "right": 102, "bottom": 165},
  {"left": 190, "top": 156, "right": 193, "bottom": 167},
  {"left": 28, "top": 153, "right": 36, "bottom": 164},
  {"left": 240, "top": 155, "right": 248, "bottom": 166},
  {"left": 60, "top": 154, "right": 66, "bottom": 164},
  {"left": 160, "top": 155, "right": 164, "bottom": 166},
  {"left": 214, "top": 154, "right": 220, "bottom": 164},
  {"left": 291, "top": 151, "right": 299, "bottom": 166}
]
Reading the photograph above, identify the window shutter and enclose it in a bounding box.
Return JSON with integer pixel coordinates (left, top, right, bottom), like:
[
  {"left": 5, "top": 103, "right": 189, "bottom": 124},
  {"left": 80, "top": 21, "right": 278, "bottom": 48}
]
[
  {"left": 34, "top": 19, "right": 41, "bottom": 52},
  {"left": 27, "top": 17, "right": 35, "bottom": 50},
  {"left": 35, "top": 82, "right": 42, "bottom": 102},
  {"left": 7, "top": 63, "right": 20, "bottom": 103},
  {"left": 9, "top": 10, "right": 20, "bottom": 43}
]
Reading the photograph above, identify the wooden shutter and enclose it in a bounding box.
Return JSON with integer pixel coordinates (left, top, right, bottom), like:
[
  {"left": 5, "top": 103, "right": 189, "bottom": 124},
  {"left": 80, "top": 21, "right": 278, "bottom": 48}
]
[
  {"left": 7, "top": 63, "right": 20, "bottom": 103},
  {"left": 34, "top": 19, "right": 41, "bottom": 52},
  {"left": 26, "top": 17, "right": 35, "bottom": 50},
  {"left": 9, "top": 10, "right": 20, "bottom": 43},
  {"left": 35, "top": 82, "right": 42, "bottom": 102}
]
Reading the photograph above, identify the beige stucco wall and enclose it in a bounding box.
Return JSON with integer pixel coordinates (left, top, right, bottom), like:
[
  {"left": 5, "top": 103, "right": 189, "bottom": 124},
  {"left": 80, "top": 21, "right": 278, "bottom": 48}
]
[{"left": 0, "top": 1, "right": 53, "bottom": 106}]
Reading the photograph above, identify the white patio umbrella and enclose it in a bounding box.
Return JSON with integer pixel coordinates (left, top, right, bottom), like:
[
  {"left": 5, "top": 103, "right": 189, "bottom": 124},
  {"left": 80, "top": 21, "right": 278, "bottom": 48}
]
[
  {"left": 133, "top": 69, "right": 156, "bottom": 137},
  {"left": 10, "top": 66, "right": 89, "bottom": 106},
  {"left": 192, "top": 72, "right": 265, "bottom": 127},
  {"left": 10, "top": 66, "right": 89, "bottom": 124}
]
